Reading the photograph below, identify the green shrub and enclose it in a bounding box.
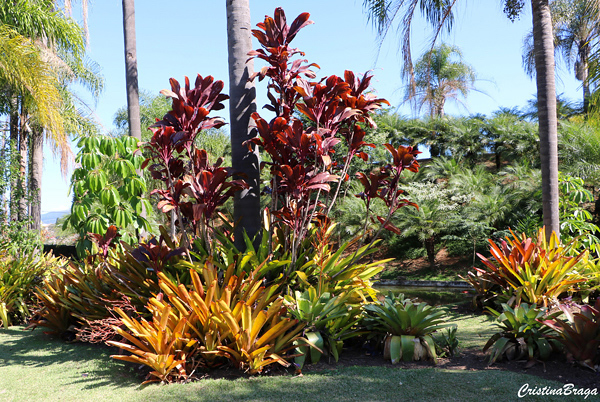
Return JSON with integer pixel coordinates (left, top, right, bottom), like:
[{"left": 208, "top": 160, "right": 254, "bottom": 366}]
[
  {"left": 0, "top": 246, "right": 67, "bottom": 328},
  {"left": 484, "top": 303, "right": 560, "bottom": 365},
  {"left": 284, "top": 287, "right": 363, "bottom": 367},
  {"left": 363, "top": 293, "right": 453, "bottom": 364}
]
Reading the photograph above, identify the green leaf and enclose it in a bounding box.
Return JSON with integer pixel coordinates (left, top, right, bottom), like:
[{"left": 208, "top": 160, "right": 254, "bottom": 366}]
[
  {"left": 99, "top": 137, "right": 116, "bottom": 156},
  {"left": 100, "top": 186, "right": 120, "bottom": 207},
  {"left": 87, "top": 170, "right": 107, "bottom": 193},
  {"left": 389, "top": 335, "right": 402, "bottom": 364},
  {"left": 306, "top": 332, "right": 324, "bottom": 364},
  {"left": 400, "top": 335, "right": 415, "bottom": 362},
  {"left": 81, "top": 153, "right": 101, "bottom": 170}
]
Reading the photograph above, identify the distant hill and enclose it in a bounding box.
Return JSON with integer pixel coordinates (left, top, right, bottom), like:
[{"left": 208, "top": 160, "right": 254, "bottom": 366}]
[{"left": 41, "top": 209, "right": 70, "bottom": 225}]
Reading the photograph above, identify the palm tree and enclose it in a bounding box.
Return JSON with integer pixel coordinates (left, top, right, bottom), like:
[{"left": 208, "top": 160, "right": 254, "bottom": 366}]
[
  {"left": 121, "top": 0, "right": 141, "bottom": 140},
  {"left": 558, "top": 119, "right": 600, "bottom": 184},
  {"left": 226, "top": 0, "right": 261, "bottom": 249},
  {"left": 1, "top": 1, "right": 99, "bottom": 229},
  {"left": 523, "top": 0, "right": 600, "bottom": 113},
  {"left": 485, "top": 109, "right": 539, "bottom": 170},
  {"left": 362, "top": 0, "right": 561, "bottom": 238},
  {"left": 0, "top": 5, "right": 73, "bottom": 222},
  {"left": 410, "top": 43, "right": 477, "bottom": 117}
]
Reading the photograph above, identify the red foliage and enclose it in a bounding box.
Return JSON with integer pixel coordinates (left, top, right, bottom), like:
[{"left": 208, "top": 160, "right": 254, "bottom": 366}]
[{"left": 141, "top": 76, "right": 246, "bottom": 241}]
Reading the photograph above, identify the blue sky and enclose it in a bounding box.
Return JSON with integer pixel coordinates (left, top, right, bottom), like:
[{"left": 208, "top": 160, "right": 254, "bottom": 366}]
[{"left": 41, "top": 0, "right": 582, "bottom": 212}]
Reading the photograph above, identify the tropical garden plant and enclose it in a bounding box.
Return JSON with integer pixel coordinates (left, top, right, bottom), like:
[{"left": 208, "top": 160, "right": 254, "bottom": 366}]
[
  {"left": 0, "top": 244, "right": 67, "bottom": 328},
  {"left": 541, "top": 298, "right": 600, "bottom": 371},
  {"left": 64, "top": 135, "right": 152, "bottom": 256},
  {"left": 463, "top": 228, "right": 589, "bottom": 309},
  {"left": 27, "top": 7, "right": 427, "bottom": 384},
  {"left": 484, "top": 302, "right": 560, "bottom": 365},
  {"left": 363, "top": 293, "right": 453, "bottom": 364},
  {"left": 284, "top": 287, "right": 363, "bottom": 367}
]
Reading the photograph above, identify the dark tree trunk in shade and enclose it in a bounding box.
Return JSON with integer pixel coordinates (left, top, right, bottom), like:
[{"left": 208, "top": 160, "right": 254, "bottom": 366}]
[
  {"left": 531, "top": 0, "right": 560, "bottom": 239},
  {"left": 226, "top": 0, "right": 261, "bottom": 250},
  {"left": 425, "top": 237, "right": 436, "bottom": 268}
]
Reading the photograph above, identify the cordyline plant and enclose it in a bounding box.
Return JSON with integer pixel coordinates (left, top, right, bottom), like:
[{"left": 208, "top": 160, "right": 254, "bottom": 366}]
[
  {"left": 141, "top": 75, "right": 248, "bottom": 252},
  {"left": 247, "top": 8, "right": 418, "bottom": 272}
]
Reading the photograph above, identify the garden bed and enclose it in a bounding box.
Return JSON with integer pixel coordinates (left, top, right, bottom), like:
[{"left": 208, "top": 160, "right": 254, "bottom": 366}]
[{"left": 2, "top": 305, "right": 598, "bottom": 401}]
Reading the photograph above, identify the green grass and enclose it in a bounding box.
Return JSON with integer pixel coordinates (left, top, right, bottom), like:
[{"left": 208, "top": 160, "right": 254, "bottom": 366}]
[
  {"left": 0, "top": 322, "right": 588, "bottom": 401},
  {"left": 379, "top": 264, "right": 469, "bottom": 282},
  {"left": 443, "top": 307, "right": 497, "bottom": 349}
]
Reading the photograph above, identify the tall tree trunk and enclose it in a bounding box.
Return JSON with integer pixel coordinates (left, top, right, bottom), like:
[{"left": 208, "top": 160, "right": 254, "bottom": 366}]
[
  {"left": 226, "top": 0, "right": 261, "bottom": 250},
  {"left": 9, "top": 98, "right": 19, "bottom": 222},
  {"left": 122, "top": 0, "right": 141, "bottom": 140},
  {"left": 580, "top": 43, "right": 590, "bottom": 115},
  {"left": 18, "top": 105, "right": 28, "bottom": 222},
  {"left": 532, "top": 0, "right": 560, "bottom": 239},
  {"left": 29, "top": 127, "right": 43, "bottom": 232}
]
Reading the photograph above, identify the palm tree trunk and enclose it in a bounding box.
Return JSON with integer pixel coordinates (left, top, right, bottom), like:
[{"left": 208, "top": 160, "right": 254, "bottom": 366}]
[
  {"left": 18, "top": 105, "right": 28, "bottom": 222},
  {"left": 226, "top": 0, "right": 261, "bottom": 250},
  {"left": 581, "top": 43, "right": 590, "bottom": 115},
  {"left": 29, "top": 127, "right": 43, "bottom": 231},
  {"left": 425, "top": 237, "right": 436, "bottom": 267},
  {"left": 9, "top": 98, "right": 18, "bottom": 222},
  {"left": 531, "top": 0, "right": 560, "bottom": 238},
  {"left": 122, "top": 0, "right": 141, "bottom": 140}
]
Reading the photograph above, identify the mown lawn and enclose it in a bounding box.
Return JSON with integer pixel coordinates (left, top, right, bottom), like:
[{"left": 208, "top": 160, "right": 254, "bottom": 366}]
[{"left": 0, "top": 315, "right": 590, "bottom": 402}]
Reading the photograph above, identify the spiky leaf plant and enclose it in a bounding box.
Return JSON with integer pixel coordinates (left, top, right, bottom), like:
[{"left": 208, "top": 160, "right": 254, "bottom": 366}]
[
  {"left": 541, "top": 299, "right": 600, "bottom": 371},
  {"left": 363, "top": 293, "right": 453, "bottom": 364},
  {"left": 467, "top": 228, "right": 588, "bottom": 308},
  {"left": 284, "top": 286, "right": 363, "bottom": 367},
  {"left": 484, "top": 303, "right": 560, "bottom": 365}
]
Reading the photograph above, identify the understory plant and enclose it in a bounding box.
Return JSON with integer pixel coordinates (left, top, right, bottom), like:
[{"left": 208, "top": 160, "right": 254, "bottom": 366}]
[
  {"left": 558, "top": 173, "right": 600, "bottom": 254},
  {"left": 29, "top": 226, "right": 186, "bottom": 339},
  {"left": 284, "top": 286, "right": 363, "bottom": 367},
  {"left": 541, "top": 299, "right": 600, "bottom": 371},
  {"left": 108, "top": 261, "right": 304, "bottom": 383},
  {"left": 0, "top": 245, "right": 67, "bottom": 328},
  {"left": 363, "top": 293, "right": 452, "bottom": 364},
  {"left": 463, "top": 228, "right": 588, "bottom": 309},
  {"left": 484, "top": 303, "right": 560, "bottom": 365}
]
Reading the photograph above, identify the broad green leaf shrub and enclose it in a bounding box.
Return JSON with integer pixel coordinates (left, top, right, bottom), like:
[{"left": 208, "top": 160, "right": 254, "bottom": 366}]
[
  {"left": 558, "top": 173, "right": 600, "bottom": 254},
  {"left": 65, "top": 135, "right": 152, "bottom": 257}
]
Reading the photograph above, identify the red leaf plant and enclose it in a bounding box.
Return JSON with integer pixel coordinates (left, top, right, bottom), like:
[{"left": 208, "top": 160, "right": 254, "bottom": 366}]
[
  {"left": 141, "top": 75, "right": 247, "bottom": 251},
  {"left": 355, "top": 145, "right": 421, "bottom": 244},
  {"left": 247, "top": 8, "right": 402, "bottom": 271}
]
